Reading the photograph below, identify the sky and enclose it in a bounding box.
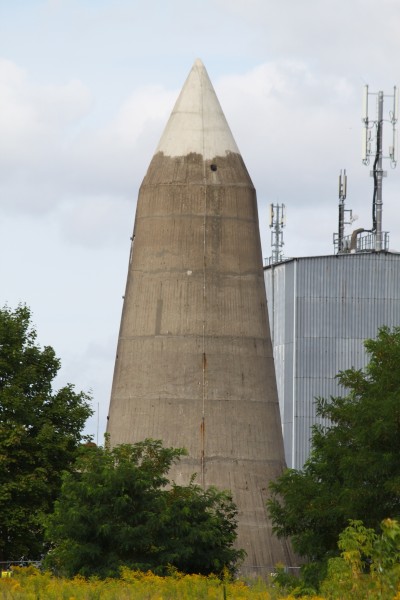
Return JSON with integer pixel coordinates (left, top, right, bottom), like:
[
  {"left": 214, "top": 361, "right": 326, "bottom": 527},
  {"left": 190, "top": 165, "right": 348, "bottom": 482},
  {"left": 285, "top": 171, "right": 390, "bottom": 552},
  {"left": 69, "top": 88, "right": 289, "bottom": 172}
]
[{"left": 1, "top": 0, "right": 400, "bottom": 440}]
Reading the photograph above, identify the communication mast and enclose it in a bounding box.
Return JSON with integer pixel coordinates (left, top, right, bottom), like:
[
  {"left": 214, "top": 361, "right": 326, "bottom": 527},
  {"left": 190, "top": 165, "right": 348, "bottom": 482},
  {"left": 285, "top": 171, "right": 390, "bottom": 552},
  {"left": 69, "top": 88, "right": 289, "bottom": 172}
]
[
  {"left": 333, "top": 170, "right": 356, "bottom": 254},
  {"left": 270, "top": 203, "right": 285, "bottom": 263},
  {"left": 338, "top": 169, "right": 347, "bottom": 252},
  {"left": 361, "top": 85, "right": 398, "bottom": 251}
]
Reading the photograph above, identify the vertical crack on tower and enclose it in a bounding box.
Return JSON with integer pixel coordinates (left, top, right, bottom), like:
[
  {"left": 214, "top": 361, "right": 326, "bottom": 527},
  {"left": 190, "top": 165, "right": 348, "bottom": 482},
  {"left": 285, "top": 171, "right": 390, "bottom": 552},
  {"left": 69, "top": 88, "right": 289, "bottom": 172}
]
[
  {"left": 200, "top": 415, "right": 205, "bottom": 488},
  {"left": 200, "top": 70, "right": 207, "bottom": 490}
]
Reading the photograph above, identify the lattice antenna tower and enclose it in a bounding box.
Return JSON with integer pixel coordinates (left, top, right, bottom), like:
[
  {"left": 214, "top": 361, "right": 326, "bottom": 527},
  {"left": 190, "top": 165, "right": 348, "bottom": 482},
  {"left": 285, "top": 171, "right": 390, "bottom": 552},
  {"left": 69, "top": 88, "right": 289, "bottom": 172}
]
[
  {"left": 338, "top": 169, "right": 348, "bottom": 252},
  {"left": 333, "top": 170, "right": 356, "bottom": 254},
  {"left": 270, "top": 203, "right": 285, "bottom": 263},
  {"left": 361, "top": 85, "right": 398, "bottom": 251}
]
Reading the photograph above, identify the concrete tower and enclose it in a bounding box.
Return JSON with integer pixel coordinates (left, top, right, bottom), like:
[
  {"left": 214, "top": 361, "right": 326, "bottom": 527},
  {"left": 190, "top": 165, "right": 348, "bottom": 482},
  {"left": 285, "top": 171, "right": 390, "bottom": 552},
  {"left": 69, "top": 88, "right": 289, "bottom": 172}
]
[{"left": 107, "top": 59, "right": 295, "bottom": 574}]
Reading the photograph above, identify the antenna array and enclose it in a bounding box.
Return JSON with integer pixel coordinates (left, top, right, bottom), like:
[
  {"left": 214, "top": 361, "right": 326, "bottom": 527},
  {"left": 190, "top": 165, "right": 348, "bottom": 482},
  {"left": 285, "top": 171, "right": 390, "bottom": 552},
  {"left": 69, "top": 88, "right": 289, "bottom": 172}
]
[
  {"left": 362, "top": 86, "right": 398, "bottom": 167},
  {"left": 362, "top": 86, "right": 398, "bottom": 251},
  {"left": 338, "top": 169, "right": 348, "bottom": 253},
  {"left": 269, "top": 203, "right": 285, "bottom": 264},
  {"left": 333, "top": 169, "right": 356, "bottom": 254}
]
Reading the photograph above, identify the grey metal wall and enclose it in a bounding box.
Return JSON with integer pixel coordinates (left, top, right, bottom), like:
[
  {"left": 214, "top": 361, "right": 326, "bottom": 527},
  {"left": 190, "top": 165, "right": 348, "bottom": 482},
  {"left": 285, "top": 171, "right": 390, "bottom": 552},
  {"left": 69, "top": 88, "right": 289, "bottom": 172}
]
[{"left": 265, "top": 252, "right": 400, "bottom": 469}]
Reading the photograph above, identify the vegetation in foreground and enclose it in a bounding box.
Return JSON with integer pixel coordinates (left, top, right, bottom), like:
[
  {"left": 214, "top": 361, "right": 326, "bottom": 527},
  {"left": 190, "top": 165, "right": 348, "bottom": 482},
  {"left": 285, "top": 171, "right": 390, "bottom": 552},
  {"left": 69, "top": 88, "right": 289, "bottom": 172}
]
[
  {"left": 0, "top": 566, "right": 322, "bottom": 600},
  {"left": 44, "top": 439, "right": 244, "bottom": 577},
  {"left": 3, "top": 520, "right": 400, "bottom": 599},
  {"left": 0, "top": 305, "right": 244, "bottom": 576},
  {"left": 0, "top": 305, "right": 93, "bottom": 562},
  {"left": 274, "top": 518, "right": 400, "bottom": 599},
  {"left": 3, "top": 308, "right": 400, "bottom": 595},
  {"left": 268, "top": 326, "right": 400, "bottom": 589},
  {"left": 3, "top": 546, "right": 400, "bottom": 600}
]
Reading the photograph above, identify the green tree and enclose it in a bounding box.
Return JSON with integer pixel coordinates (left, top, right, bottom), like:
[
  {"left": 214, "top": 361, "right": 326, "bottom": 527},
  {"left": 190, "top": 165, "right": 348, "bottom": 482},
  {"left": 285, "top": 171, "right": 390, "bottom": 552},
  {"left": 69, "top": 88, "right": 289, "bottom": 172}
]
[
  {"left": 321, "top": 518, "right": 400, "bottom": 599},
  {"left": 0, "top": 305, "right": 92, "bottom": 561},
  {"left": 44, "top": 439, "right": 244, "bottom": 578},
  {"left": 160, "top": 478, "right": 243, "bottom": 575},
  {"left": 268, "top": 326, "right": 400, "bottom": 583}
]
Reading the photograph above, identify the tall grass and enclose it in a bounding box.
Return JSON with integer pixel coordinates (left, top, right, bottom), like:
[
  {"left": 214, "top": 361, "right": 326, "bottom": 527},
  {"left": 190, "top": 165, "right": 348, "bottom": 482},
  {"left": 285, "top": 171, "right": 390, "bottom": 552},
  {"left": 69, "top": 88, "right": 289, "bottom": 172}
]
[{"left": 0, "top": 566, "right": 326, "bottom": 600}]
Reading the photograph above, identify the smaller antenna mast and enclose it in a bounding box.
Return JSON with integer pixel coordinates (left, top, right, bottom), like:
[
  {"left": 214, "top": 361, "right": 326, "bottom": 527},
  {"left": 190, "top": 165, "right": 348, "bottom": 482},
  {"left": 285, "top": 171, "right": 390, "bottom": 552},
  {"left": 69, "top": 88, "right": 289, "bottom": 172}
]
[
  {"left": 338, "top": 169, "right": 347, "bottom": 253},
  {"left": 333, "top": 170, "right": 354, "bottom": 254},
  {"left": 270, "top": 203, "right": 285, "bottom": 264}
]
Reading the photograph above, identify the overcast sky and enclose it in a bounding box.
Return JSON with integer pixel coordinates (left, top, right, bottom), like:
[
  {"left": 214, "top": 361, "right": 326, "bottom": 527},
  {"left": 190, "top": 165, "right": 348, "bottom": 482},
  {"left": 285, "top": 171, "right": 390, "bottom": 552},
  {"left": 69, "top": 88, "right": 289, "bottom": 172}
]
[{"left": 1, "top": 0, "right": 399, "bottom": 440}]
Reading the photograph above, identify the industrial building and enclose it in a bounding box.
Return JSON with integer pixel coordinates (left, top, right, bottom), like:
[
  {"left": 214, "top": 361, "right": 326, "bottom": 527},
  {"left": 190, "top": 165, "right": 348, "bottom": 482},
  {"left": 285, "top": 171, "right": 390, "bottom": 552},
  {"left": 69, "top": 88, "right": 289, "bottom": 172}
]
[
  {"left": 264, "top": 250, "right": 400, "bottom": 469},
  {"left": 264, "top": 87, "right": 400, "bottom": 470}
]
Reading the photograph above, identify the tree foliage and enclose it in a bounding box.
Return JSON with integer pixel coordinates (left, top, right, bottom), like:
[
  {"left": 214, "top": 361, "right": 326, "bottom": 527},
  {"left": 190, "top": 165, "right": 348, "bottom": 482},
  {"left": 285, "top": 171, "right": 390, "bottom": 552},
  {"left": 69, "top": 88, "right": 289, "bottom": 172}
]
[
  {"left": 44, "top": 439, "right": 245, "bottom": 578},
  {"left": 0, "top": 305, "right": 93, "bottom": 561},
  {"left": 320, "top": 518, "right": 400, "bottom": 599},
  {"left": 268, "top": 326, "right": 400, "bottom": 580}
]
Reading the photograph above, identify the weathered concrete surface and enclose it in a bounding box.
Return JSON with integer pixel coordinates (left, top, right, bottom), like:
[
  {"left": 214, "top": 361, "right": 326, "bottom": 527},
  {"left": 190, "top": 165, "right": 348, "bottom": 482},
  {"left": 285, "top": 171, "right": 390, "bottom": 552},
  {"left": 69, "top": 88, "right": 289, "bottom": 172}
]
[{"left": 107, "top": 59, "right": 296, "bottom": 573}]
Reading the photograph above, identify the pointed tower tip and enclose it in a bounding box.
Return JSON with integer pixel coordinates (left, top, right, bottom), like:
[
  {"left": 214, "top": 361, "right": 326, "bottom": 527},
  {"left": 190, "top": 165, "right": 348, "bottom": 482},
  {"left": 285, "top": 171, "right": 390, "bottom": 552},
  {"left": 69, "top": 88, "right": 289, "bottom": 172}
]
[{"left": 155, "top": 60, "right": 240, "bottom": 160}]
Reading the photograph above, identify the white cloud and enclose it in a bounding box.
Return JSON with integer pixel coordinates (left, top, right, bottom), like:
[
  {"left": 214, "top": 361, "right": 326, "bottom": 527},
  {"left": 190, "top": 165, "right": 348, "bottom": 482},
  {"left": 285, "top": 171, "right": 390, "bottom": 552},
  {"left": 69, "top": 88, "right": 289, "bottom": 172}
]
[
  {"left": 217, "top": 60, "right": 358, "bottom": 183},
  {"left": 1, "top": 52, "right": 398, "bottom": 255},
  {"left": 213, "top": 59, "right": 400, "bottom": 257},
  {"left": 0, "top": 59, "right": 92, "bottom": 165},
  {"left": 0, "top": 60, "right": 176, "bottom": 246},
  {"left": 65, "top": 84, "right": 177, "bottom": 200},
  {"left": 58, "top": 195, "right": 133, "bottom": 248}
]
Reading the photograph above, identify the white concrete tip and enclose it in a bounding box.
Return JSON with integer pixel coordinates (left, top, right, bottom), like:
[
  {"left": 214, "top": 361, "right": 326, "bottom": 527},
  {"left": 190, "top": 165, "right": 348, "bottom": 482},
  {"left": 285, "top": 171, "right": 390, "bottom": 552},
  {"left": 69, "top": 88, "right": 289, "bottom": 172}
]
[{"left": 155, "top": 59, "right": 240, "bottom": 160}]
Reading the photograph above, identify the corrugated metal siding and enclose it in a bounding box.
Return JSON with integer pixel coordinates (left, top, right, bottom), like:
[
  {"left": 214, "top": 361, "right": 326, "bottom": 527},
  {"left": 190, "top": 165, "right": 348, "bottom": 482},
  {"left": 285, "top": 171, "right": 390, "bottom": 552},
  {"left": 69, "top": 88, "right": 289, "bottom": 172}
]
[
  {"left": 265, "top": 253, "right": 400, "bottom": 469},
  {"left": 265, "top": 260, "right": 295, "bottom": 466}
]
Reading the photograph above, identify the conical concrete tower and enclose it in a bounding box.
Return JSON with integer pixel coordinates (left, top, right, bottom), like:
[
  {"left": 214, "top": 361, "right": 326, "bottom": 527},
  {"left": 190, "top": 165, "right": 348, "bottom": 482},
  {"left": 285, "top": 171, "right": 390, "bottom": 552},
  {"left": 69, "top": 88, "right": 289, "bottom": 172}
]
[{"left": 107, "top": 59, "right": 295, "bottom": 574}]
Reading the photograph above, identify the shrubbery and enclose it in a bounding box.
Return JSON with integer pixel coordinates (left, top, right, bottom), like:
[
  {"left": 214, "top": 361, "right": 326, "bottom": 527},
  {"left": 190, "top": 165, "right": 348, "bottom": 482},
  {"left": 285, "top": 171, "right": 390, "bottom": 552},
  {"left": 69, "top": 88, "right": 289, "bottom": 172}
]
[
  {"left": 44, "top": 439, "right": 245, "bottom": 577},
  {"left": 268, "top": 327, "right": 400, "bottom": 588}
]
